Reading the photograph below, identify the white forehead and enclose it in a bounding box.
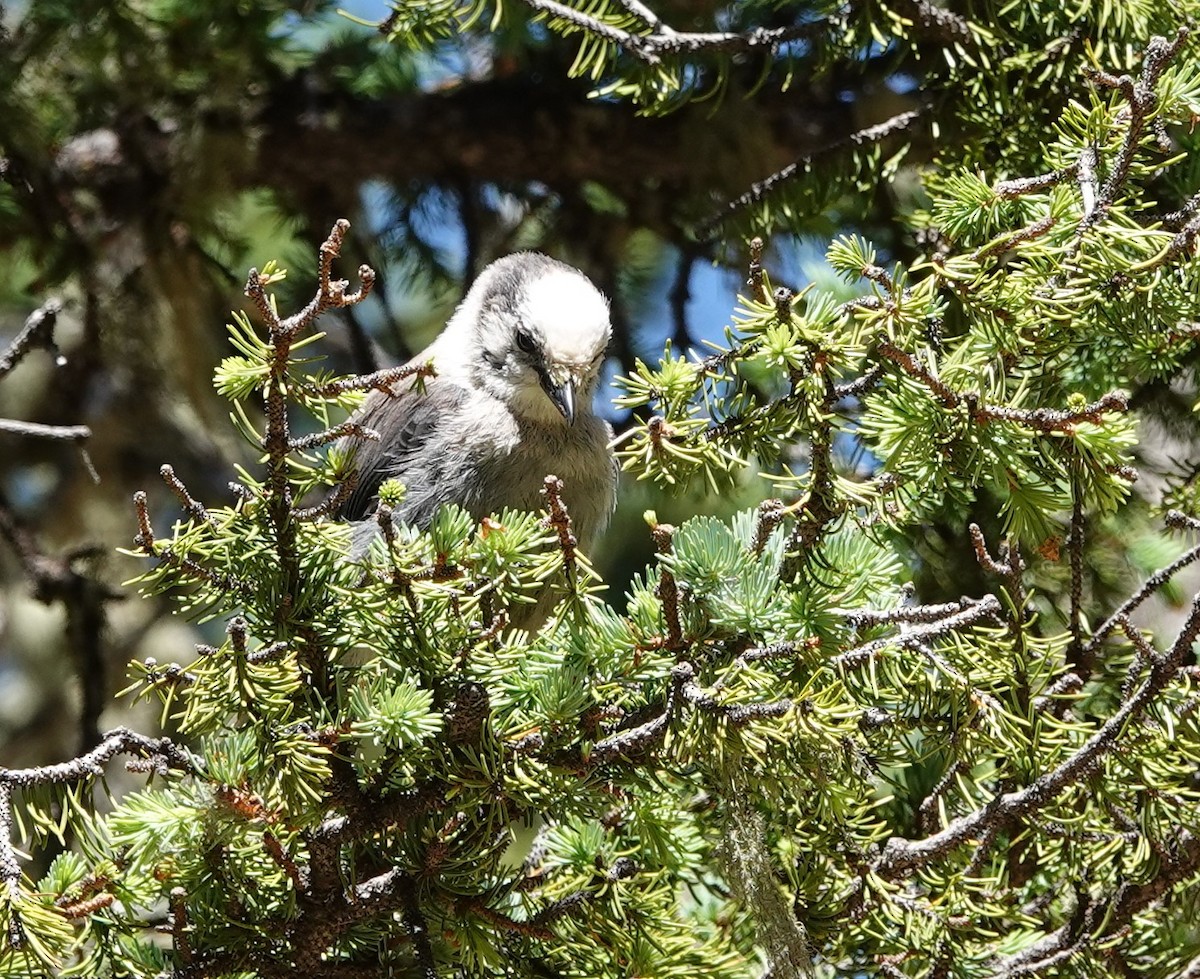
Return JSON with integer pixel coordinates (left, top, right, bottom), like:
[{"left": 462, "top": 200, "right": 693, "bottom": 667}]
[{"left": 520, "top": 269, "right": 611, "bottom": 364}]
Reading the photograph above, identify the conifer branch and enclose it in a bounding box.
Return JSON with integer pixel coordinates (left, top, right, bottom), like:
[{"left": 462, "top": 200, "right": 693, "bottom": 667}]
[
  {"left": 589, "top": 686, "right": 677, "bottom": 763},
  {"left": 169, "top": 887, "right": 192, "bottom": 963},
  {"left": 1084, "top": 519, "right": 1200, "bottom": 656},
  {"left": 841, "top": 599, "right": 982, "bottom": 628},
  {"left": 994, "top": 166, "right": 1077, "bottom": 199},
  {"left": 651, "top": 520, "right": 684, "bottom": 652},
  {"left": 287, "top": 421, "right": 375, "bottom": 452},
  {"left": 987, "top": 827, "right": 1200, "bottom": 976},
  {"left": 518, "top": 0, "right": 825, "bottom": 67},
  {"left": 874, "top": 586, "right": 1200, "bottom": 881},
  {"left": 0, "top": 729, "right": 195, "bottom": 949},
  {"left": 134, "top": 491, "right": 253, "bottom": 594},
  {"left": 973, "top": 214, "right": 1056, "bottom": 261},
  {"left": 876, "top": 340, "right": 1129, "bottom": 431},
  {"left": 675, "top": 661, "right": 794, "bottom": 725},
  {"left": 291, "top": 471, "right": 360, "bottom": 522},
  {"left": 702, "top": 108, "right": 926, "bottom": 234},
  {"left": 542, "top": 475, "right": 579, "bottom": 594},
  {"left": 1066, "top": 481, "right": 1087, "bottom": 674},
  {"left": 746, "top": 236, "right": 767, "bottom": 303},
  {"left": 834, "top": 595, "right": 1003, "bottom": 668},
  {"left": 306, "top": 362, "right": 436, "bottom": 398},
  {"left": 1076, "top": 28, "right": 1190, "bottom": 240}
]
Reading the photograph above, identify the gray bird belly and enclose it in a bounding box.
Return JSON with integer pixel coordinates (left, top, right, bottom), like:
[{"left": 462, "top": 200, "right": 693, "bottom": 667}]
[
  {"left": 365, "top": 378, "right": 614, "bottom": 554},
  {"left": 471, "top": 421, "right": 613, "bottom": 545}
]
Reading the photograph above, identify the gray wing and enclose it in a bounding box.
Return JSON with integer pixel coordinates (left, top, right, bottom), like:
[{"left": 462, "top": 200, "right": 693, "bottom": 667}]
[{"left": 339, "top": 376, "right": 468, "bottom": 522}]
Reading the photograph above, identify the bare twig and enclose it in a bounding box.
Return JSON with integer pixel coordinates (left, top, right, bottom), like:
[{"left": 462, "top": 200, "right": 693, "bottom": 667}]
[
  {"left": 0, "top": 299, "right": 63, "bottom": 381},
  {"left": 306, "top": 362, "right": 435, "bottom": 398},
  {"left": 160, "top": 464, "right": 212, "bottom": 524},
  {"left": 542, "top": 475, "right": 579, "bottom": 594},
  {"left": 747, "top": 236, "right": 767, "bottom": 303},
  {"left": 1075, "top": 30, "right": 1189, "bottom": 242},
  {"left": 650, "top": 520, "right": 684, "bottom": 652},
  {"left": 1082, "top": 513, "right": 1200, "bottom": 656},
  {"left": 0, "top": 418, "right": 90, "bottom": 441},
  {"left": 994, "top": 166, "right": 1077, "bottom": 199}
]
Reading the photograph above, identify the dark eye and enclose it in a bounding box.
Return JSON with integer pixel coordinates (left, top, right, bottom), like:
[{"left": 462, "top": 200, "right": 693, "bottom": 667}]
[{"left": 515, "top": 329, "right": 537, "bottom": 355}]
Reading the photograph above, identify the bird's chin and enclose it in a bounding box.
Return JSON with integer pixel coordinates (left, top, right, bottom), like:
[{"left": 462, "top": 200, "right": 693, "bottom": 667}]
[{"left": 511, "top": 384, "right": 577, "bottom": 427}]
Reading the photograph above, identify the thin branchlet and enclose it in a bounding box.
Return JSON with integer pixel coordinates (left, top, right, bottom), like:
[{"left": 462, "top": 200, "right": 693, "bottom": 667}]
[
  {"left": 0, "top": 299, "right": 63, "bottom": 381},
  {"left": 651, "top": 521, "right": 684, "bottom": 652},
  {"left": 702, "top": 109, "right": 926, "bottom": 235},
  {"left": 306, "top": 362, "right": 435, "bottom": 398},
  {"left": 160, "top": 465, "right": 212, "bottom": 524},
  {"left": 747, "top": 236, "right": 767, "bottom": 303},
  {"left": 1073, "top": 29, "right": 1190, "bottom": 247},
  {"left": 542, "top": 475, "right": 578, "bottom": 594},
  {"left": 834, "top": 595, "right": 1003, "bottom": 669},
  {"left": 291, "top": 471, "right": 360, "bottom": 522}
]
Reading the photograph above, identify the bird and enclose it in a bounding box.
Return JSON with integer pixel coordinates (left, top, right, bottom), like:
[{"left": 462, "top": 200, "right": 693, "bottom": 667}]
[{"left": 337, "top": 252, "right": 617, "bottom": 598}]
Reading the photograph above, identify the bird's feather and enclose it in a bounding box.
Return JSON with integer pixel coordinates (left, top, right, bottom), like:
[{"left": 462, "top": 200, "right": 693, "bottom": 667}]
[{"left": 341, "top": 375, "right": 469, "bottom": 523}]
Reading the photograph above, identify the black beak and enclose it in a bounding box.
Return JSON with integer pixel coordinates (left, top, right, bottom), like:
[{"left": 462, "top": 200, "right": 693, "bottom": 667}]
[{"left": 541, "top": 374, "right": 576, "bottom": 425}]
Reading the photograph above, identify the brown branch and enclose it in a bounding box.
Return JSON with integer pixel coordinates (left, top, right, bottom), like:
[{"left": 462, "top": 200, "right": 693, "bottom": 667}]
[
  {"left": 0, "top": 728, "right": 195, "bottom": 949},
  {"left": 876, "top": 339, "right": 960, "bottom": 406},
  {"left": 291, "top": 472, "right": 360, "bottom": 523},
  {"left": 133, "top": 492, "right": 252, "bottom": 595},
  {"left": 1076, "top": 29, "right": 1189, "bottom": 240},
  {"left": 987, "top": 828, "right": 1200, "bottom": 977},
  {"left": 1065, "top": 480, "right": 1086, "bottom": 673},
  {"left": 746, "top": 236, "right": 767, "bottom": 303},
  {"left": 674, "top": 661, "right": 794, "bottom": 725},
  {"left": 887, "top": 0, "right": 974, "bottom": 44},
  {"left": 169, "top": 887, "right": 192, "bottom": 963},
  {"left": 973, "top": 215, "right": 1056, "bottom": 261},
  {"left": 542, "top": 475, "right": 579, "bottom": 595},
  {"left": 650, "top": 521, "right": 684, "bottom": 652},
  {"left": 160, "top": 465, "right": 212, "bottom": 524},
  {"left": 750, "top": 498, "right": 786, "bottom": 557},
  {"left": 306, "top": 363, "right": 436, "bottom": 398},
  {"left": 994, "top": 166, "right": 1077, "bottom": 199},
  {"left": 970, "top": 392, "right": 1128, "bottom": 433},
  {"left": 287, "top": 422, "right": 377, "bottom": 453},
  {"left": 840, "top": 598, "right": 984, "bottom": 629},
  {"left": 588, "top": 688, "right": 676, "bottom": 764},
  {"left": 876, "top": 342, "right": 1129, "bottom": 432},
  {"left": 520, "top": 0, "right": 826, "bottom": 66},
  {"left": 1085, "top": 520, "right": 1200, "bottom": 656}
]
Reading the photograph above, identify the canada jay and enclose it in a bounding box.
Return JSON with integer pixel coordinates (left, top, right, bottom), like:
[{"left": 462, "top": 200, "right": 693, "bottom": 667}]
[{"left": 339, "top": 252, "right": 617, "bottom": 576}]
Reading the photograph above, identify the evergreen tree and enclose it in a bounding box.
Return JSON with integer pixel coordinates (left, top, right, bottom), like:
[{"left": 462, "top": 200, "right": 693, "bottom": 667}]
[{"left": 4, "top": 3, "right": 1200, "bottom": 978}]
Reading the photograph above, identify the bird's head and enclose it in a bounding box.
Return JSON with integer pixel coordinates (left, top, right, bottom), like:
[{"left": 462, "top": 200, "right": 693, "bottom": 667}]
[{"left": 452, "top": 253, "right": 611, "bottom": 426}]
